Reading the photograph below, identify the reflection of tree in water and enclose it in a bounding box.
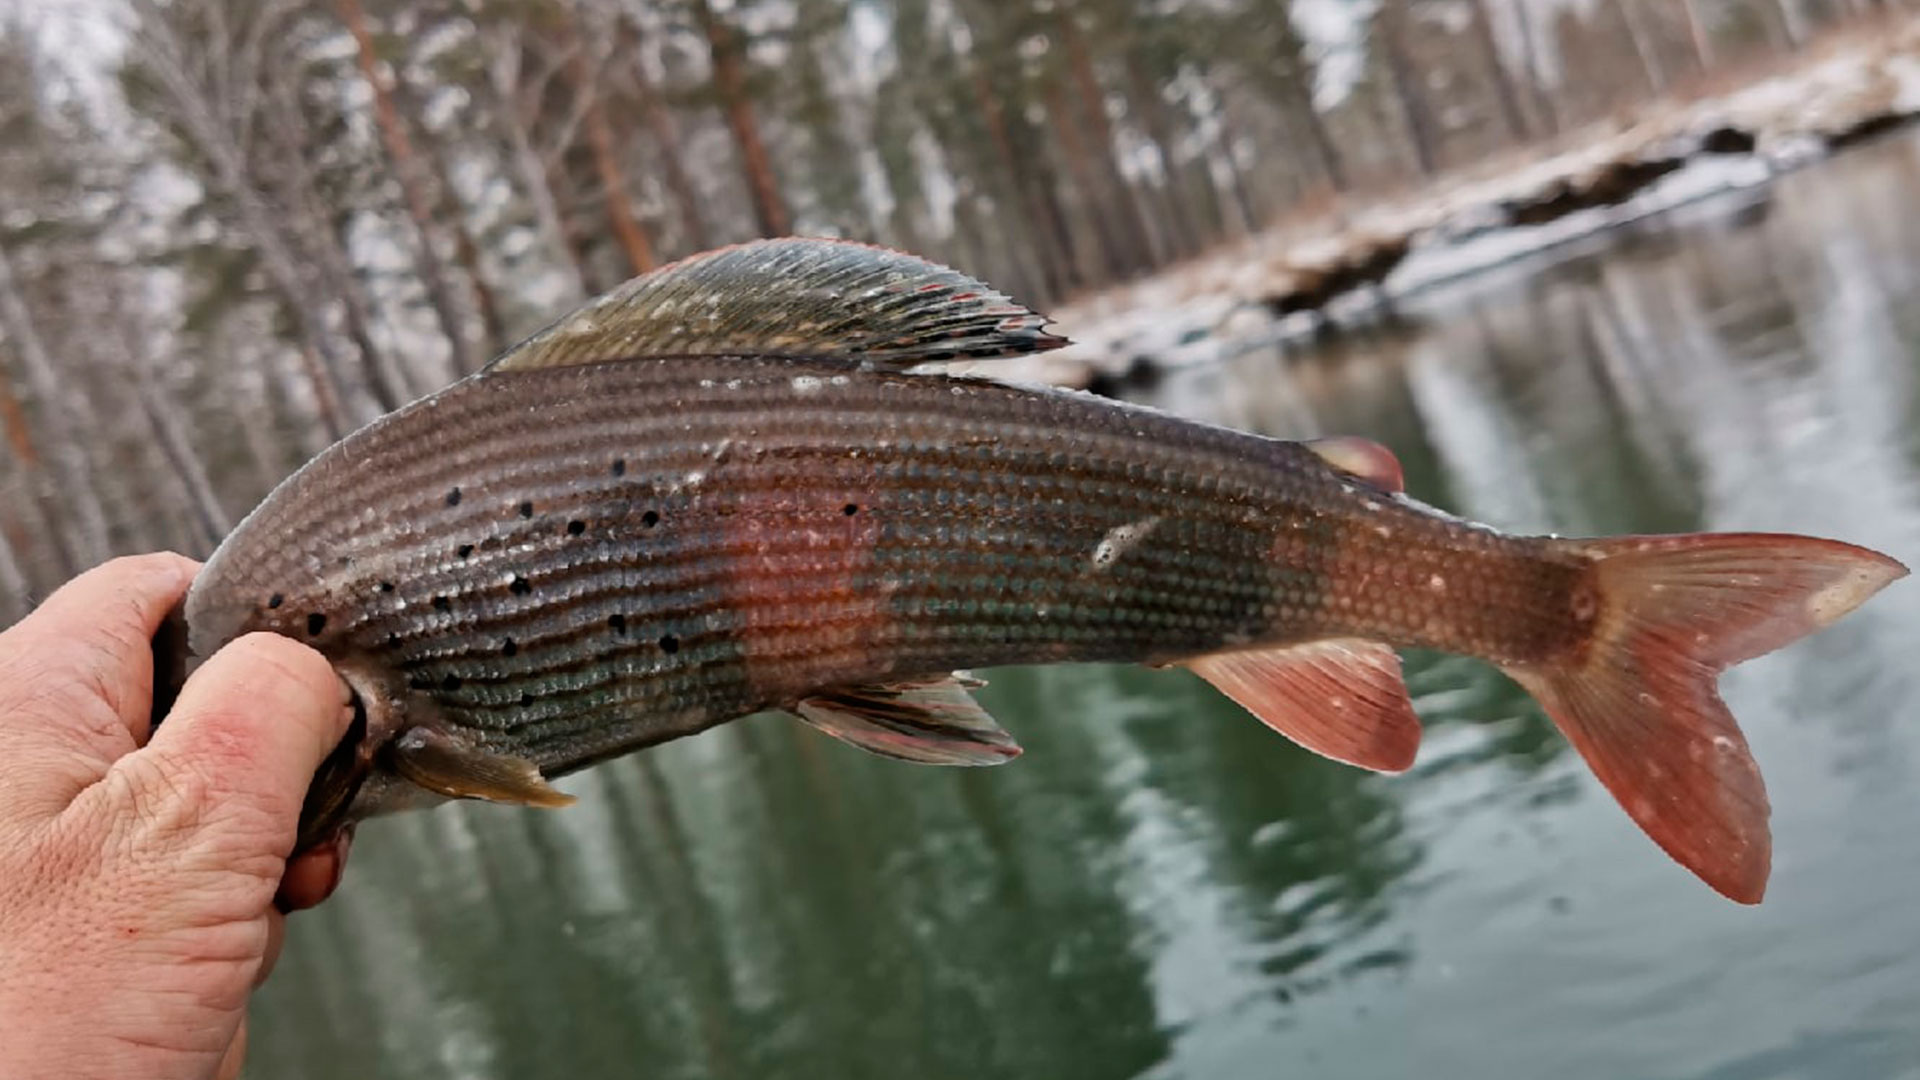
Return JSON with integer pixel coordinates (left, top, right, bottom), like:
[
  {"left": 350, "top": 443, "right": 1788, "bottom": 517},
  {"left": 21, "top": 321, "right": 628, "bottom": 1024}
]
[
  {"left": 617, "top": 712, "right": 1169, "bottom": 1079},
  {"left": 257, "top": 709, "right": 1172, "bottom": 1080},
  {"left": 247, "top": 143, "right": 1920, "bottom": 1079},
  {"left": 1085, "top": 662, "right": 1422, "bottom": 1000}
]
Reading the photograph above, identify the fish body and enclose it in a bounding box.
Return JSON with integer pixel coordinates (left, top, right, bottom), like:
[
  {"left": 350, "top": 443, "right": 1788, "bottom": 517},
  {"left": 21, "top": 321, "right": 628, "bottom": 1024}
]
[{"left": 178, "top": 239, "right": 1904, "bottom": 903}]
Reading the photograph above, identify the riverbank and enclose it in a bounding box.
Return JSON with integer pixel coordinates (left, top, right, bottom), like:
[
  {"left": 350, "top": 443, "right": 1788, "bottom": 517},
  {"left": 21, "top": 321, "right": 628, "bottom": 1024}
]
[{"left": 993, "top": 17, "right": 1920, "bottom": 389}]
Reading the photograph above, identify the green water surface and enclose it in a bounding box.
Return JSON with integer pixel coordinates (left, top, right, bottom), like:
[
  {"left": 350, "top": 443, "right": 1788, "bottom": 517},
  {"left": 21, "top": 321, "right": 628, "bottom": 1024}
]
[{"left": 252, "top": 134, "right": 1920, "bottom": 1079}]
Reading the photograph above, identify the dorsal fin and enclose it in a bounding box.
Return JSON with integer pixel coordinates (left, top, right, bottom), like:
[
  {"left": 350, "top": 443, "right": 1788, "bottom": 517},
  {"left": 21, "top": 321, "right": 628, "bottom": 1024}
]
[{"left": 486, "top": 238, "right": 1069, "bottom": 374}]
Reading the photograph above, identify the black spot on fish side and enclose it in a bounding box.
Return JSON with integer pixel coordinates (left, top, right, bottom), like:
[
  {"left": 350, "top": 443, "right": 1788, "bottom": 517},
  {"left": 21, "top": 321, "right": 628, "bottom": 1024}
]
[
  {"left": 567, "top": 519, "right": 586, "bottom": 536},
  {"left": 611, "top": 458, "right": 627, "bottom": 477},
  {"left": 447, "top": 487, "right": 462, "bottom": 507},
  {"left": 509, "top": 575, "right": 532, "bottom": 596},
  {"left": 458, "top": 543, "right": 475, "bottom": 559},
  {"left": 432, "top": 596, "right": 452, "bottom": 613},
  {"left": 659, "top": 634, "right": 680, "bottom": 654},
  {"left": 843, "top": 503, "right": 859, "bottom": 516},
  {"left": 502, "top": 638, "right": 518, "bottom": 657},
  {"left": 642, "top": 510, "right": 660, "bottom": 528},
  {"left": 307, "top": 613, "right": 327, "bottom": 636},
  {"left": 268, "top": 593, "right": 284, "bottom": 609},
  {"left": 386, "top": 632, "right": 402, "bottom": 649},
  {"left": 518, "top": 500, "right": 534, "bottom": 519},
  {"left": 378, "top": 581, "right": 395, "bottom": 593},
  {"left": 519, "top": 691, "right": 535, "bottom": 707},
  {"left": 608, "top": 613, "right": 628, "bottom": 635},
  {"left": 441, "top": 674, "right": 463, "bottom": 691}
]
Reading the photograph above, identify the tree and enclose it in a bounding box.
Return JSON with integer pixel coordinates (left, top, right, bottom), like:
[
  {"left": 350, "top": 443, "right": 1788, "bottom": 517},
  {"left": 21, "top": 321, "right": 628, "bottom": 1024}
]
[
  {"left": 337, "top": 0, "right": 481, "bottom": 375},
  {"left": 691, "top": 0, "right": 791, "bottom": 237},
  {"left": 562, "top": 1, "right": 658, "bottom": 274},
  {"left": 125, "top": 0, "right": 364, "bottom": 438}
]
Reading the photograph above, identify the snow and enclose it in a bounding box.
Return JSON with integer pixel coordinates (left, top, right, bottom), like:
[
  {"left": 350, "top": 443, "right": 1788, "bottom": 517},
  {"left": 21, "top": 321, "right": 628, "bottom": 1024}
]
[
  {"left": 1388, "top": 153, "right": 1773, "bottom": 298},
  {"left": 1007, "top": 25, "right": 1920, "bottom": 388}
]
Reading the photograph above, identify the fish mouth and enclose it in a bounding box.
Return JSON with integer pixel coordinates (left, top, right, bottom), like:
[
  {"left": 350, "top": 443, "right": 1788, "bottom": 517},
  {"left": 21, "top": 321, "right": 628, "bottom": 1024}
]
[{"left": 295, "top": 690, "right": 374, "bottom": 853}]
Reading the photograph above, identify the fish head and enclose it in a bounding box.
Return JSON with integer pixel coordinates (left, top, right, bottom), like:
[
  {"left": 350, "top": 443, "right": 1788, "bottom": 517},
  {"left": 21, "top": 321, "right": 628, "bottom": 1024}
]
[{"left": 294, "top": 653, "right": 444, "bottom": 852}]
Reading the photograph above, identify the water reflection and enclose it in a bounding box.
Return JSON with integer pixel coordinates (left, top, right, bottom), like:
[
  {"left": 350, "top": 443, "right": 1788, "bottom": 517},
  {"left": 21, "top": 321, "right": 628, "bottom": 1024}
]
[{"left": 256, "top": 133, "right": 1920, "bottom": 1079}]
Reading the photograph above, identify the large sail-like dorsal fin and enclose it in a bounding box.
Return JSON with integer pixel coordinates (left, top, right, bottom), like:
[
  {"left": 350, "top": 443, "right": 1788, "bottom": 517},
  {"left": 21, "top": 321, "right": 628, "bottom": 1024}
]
[{"left": 485, "top": 238, "right": 1069, "bottom": 374}]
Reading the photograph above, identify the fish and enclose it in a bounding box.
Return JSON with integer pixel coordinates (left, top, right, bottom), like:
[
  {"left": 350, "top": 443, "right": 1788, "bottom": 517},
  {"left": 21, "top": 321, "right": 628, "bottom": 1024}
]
[{"left": 167, "top": 237, "right": 1906, "bottom": 904}]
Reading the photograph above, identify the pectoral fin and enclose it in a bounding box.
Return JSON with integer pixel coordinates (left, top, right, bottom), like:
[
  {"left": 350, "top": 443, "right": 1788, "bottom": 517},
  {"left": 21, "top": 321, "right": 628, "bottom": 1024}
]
[
  {"left": 793, "top": 674, "right": 1022, "bottom": 766},
  {"left": 388, "top": 727, "right": 576, "bottom": 807},
  {"left": 1182, "top": 638, "right": 1422, "bottom": 773}
]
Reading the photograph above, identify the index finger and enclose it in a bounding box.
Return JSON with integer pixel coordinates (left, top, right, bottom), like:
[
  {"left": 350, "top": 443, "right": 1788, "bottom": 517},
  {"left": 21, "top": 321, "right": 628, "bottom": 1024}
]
[
  {"left": 0, "top": 553, "right": 198, "bottom": 767},
  {"left": 137, "top": 632, "right": 352, "bottom": 846}
]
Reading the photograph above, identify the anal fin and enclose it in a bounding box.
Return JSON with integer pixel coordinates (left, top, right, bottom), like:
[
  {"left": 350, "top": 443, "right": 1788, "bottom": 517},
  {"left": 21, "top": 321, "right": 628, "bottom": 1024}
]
[
  {"left": 1182, "top": 638, "right": 1422, "bottom": 773},
  {"left": 793, "top": 673, "right": 1022, "bottom": 766},
  {"left": 388, "top": 726, "right": 576, "bottom": 808}
]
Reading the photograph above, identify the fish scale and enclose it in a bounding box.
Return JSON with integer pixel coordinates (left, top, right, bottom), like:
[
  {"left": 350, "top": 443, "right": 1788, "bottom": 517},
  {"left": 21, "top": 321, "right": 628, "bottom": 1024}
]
[
  {"left": 171, "top": 238, "right": 1906, "bottom": 904},
  {"left": 200, "top": 356, "right": 1398, "bottom": 749}
]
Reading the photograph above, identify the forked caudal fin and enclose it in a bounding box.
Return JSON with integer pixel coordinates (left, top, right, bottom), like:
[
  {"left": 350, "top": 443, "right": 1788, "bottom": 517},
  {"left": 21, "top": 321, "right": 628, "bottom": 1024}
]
[{"left": 1505, "top": 533, "right": 1906, "bottom": 904}]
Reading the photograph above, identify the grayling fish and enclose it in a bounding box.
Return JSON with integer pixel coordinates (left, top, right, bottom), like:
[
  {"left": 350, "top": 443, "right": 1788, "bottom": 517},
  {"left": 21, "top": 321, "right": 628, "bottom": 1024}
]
[{"left": 164, "top": 238, "right": 1903, "bottom": 903}]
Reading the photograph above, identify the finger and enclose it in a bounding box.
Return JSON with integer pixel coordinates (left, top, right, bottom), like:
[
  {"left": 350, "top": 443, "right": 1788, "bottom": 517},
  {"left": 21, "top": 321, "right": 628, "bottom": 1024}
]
[
  {"left": 255, "top": 908, "right": 287, "bottom": 988},
  {"left": 277, "top": 825, "right": 354, "bottom": 912},
  {"left": 0, "top": 554, "right": 198, "bottom": 810},
  {"left": 138, "top": 632, "right": 351, "bottom": 850}
]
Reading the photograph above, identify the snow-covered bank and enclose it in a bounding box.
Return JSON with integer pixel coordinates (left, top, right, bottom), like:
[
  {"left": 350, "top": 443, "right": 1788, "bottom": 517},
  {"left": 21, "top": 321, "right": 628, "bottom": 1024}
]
[{"left": 998, "top": 20, "right": 1920, "bottom": 389}]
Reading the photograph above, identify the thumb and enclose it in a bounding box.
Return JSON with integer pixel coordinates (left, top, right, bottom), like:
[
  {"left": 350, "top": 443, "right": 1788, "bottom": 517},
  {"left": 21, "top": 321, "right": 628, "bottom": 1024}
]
[{"left": 136, "top": 632, "right": 351, "bottom": 849}]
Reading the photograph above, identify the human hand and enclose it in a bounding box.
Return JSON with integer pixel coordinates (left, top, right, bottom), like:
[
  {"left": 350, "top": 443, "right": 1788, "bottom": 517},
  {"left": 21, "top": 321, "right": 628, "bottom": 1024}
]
[{"left": 0, "top": 554, "right": 354, "bottom": 1080}]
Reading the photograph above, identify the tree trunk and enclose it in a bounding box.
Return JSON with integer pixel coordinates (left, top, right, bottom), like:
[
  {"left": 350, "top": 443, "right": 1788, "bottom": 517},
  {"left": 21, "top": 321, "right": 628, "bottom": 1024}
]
[
  {"left": 1468, "top": 0, "right": 1532, "bottom": 140},
  {"left": 483, "top": 24, "right": 588, "bottom": 303},
  {"left": 265, "top": 69, "right": 414, "bottom": 410},
  {"left": 0, "top": 366, "right": 36, "bottom": 467},
  {"left": 1617, "top": 0, "right": 1669, "bottom": 94},
  {"left": 390, "top": 55, "right": 508, "bottom": 359},
  {"left": 129, "top": 0, "right": 356, "bottom": 438},
  {"left": 1680, "top": 0, "right": 1718, "bottom": 70},
  {"left": 1377, "top": 0, "right": 1440, "bottom": 177},
  {"left": 107, "top": 301, "right": 230, "bottom": 550},
  {"left": 337, "top": 0, "right": 478, "bottom": 375},
  {"left": 623, "top": 20, "right": 710, "bottom": 251},
  {"left": 1209, "top": 99, "right": 1260, "bottom": 235},
  {"left": 1059, "top": 13, "right": 1156, "bottom": 271},
  {"left": 1771, "top": 0, "right": 1810, "bottom": 50},
  {"left": 563, "top": 21, "right": 657, "bottom": 275},
  {"left": 1044, "top": 80, "right": 1128, "bottom": 282},
  {"left": 0, "top": 243, "right": 112, "bottom": 566},
  {"left": 692, "top": 0, "right": 790, "bottom": 237},
  {"left": 0, "top": 369, "right": 74, "bottom": 580},
  {"left": 0, "top": 523, "right": 28, "bottom": 624},
  {"left": 969, "top": 65, "right": 1076, "bottom": 298},
  {"left": 1122, "top": 56, "right": 1205, "bottom": 258},
  {"left": 1265, "top": 3, "right": 1348, "bottom": 191},
  {"left": 1509, "top": 0, "right": 1561, "bottom": 136}
]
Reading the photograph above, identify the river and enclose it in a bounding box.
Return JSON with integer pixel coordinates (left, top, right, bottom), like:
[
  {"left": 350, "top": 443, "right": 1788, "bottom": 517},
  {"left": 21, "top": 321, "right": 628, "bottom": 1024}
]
[{"left": 252, "top": 130, "right": 1920, "bottom": 1080}]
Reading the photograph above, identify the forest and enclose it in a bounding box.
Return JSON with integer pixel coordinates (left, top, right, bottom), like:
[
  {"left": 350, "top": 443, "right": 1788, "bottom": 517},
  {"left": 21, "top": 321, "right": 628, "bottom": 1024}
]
[{"left": 0, "top": 0, "right": 1902, "bottom": 622}]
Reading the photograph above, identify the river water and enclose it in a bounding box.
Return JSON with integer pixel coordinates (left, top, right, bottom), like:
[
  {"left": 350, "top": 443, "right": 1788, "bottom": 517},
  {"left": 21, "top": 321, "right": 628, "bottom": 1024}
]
[{"left": 252, "top": 131, "right": 1920, "bottom": 1079}]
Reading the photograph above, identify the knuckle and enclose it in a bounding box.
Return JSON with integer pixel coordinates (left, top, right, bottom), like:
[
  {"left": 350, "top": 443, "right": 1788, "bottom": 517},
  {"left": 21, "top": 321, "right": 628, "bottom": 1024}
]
[{"left": 118, "top": 749, "right": 217, "bottom": 835}]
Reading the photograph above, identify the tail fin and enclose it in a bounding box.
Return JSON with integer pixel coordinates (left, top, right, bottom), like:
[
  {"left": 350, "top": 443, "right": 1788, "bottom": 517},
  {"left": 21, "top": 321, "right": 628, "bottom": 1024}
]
[{"left": 1504, "top": 533, "right": 1905, "bottom": 904}]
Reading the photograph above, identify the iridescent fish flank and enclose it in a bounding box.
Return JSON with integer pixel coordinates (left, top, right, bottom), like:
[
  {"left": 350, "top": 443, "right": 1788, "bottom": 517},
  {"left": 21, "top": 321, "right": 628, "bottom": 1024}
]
[{"left": 175, "top": 238, "right": 1906, "bottom": 904}]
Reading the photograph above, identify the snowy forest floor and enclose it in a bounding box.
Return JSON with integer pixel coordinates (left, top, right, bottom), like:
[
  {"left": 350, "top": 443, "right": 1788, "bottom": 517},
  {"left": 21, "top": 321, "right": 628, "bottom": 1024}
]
[{"left": 1000, "top": 14, "right": 1920, "bottom": 388}]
